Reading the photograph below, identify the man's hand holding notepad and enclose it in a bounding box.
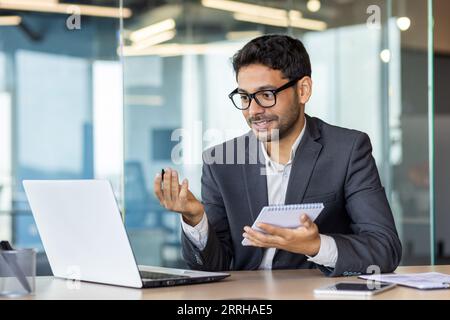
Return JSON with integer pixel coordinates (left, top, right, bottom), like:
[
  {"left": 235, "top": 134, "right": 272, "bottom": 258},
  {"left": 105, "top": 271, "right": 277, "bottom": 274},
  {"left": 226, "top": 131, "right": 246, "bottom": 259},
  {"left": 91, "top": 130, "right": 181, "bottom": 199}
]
[{"left": 242, "top": 203, "right": 324, "bottom": 246}]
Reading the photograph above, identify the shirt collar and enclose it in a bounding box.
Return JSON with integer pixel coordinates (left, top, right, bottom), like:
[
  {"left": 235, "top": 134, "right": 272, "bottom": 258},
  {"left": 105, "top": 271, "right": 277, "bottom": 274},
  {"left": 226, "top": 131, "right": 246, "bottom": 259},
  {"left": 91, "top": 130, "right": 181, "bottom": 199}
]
[{"left": 260, "top": 117, "right": 306, "bottom": 167}]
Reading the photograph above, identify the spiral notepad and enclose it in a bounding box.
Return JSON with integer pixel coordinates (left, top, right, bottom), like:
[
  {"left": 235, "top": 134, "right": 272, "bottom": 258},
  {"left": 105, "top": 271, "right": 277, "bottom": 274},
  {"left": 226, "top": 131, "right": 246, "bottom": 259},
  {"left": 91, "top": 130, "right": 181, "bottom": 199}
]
[{"left": 242, "top": 203, "right": 324, "bottom": 246}]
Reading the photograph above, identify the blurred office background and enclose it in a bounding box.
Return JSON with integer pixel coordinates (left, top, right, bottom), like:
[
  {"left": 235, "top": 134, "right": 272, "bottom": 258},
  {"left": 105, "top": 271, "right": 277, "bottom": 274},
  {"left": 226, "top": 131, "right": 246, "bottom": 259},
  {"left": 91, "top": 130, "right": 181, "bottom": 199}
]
[{"left": 0, "top": 0, "right": 449, "bottom": 275}]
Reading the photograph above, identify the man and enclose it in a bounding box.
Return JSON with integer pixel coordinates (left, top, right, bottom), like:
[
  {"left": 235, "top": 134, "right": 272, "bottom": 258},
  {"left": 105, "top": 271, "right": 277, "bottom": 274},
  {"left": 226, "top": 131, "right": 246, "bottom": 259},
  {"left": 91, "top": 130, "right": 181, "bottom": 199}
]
[{"left": 154, "top": 35, "right": 402, "bottom": 276}]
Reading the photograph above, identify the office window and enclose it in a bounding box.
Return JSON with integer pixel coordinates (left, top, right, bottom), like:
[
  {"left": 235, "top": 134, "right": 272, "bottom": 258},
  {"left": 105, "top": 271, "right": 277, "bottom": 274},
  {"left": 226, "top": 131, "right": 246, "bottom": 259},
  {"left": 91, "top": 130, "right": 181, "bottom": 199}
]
[
  {"left": 0, "top": 8, "right": 122, "bottom": 275},
  {"left": 151, "top": 128, "right": 180, "bottom": 161}
]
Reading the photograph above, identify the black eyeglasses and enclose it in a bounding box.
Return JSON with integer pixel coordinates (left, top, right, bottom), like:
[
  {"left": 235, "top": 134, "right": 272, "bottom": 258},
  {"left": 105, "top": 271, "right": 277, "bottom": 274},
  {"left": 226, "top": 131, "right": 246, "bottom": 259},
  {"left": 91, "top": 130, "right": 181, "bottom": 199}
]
[{"left": 228, "top": 78, "right": 300, "bottom": 110}]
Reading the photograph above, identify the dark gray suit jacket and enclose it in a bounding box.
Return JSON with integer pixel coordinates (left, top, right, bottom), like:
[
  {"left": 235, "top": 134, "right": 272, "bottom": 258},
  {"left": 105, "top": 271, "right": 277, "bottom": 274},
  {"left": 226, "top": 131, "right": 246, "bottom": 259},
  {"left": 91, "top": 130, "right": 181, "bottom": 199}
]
[{"left": 181, "top": 114, "right": 402, "bottom": 277}]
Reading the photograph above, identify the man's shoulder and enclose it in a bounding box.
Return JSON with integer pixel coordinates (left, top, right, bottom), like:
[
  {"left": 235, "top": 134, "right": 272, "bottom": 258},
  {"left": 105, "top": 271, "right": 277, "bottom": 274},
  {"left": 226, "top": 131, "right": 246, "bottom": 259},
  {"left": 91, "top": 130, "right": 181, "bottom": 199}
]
[{"left": 309, "top": 115, "right": 368, "bottom": 144}]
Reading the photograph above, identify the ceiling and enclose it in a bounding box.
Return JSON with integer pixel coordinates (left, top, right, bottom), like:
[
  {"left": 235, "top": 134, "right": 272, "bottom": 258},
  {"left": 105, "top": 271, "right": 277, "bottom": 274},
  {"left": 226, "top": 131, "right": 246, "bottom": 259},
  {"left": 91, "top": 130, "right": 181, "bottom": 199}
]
[{"left": 1, "top": 0, "right": 448, "bottom": 52}]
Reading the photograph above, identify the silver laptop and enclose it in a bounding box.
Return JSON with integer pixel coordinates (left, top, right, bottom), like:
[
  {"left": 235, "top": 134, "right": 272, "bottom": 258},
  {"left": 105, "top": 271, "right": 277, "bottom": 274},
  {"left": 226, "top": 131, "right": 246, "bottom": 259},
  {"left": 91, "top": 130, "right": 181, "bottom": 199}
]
[{"left": 22, "top": 180, "right": 229, "bottom": 288}]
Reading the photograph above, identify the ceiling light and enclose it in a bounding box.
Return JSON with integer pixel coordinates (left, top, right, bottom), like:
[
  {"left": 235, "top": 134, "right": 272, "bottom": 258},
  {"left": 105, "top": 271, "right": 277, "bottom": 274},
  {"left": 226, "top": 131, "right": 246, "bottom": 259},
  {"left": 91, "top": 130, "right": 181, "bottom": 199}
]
[
  {"left": 121, "top": 42, "right": 243, "bottom": 57},
  {"left": 202, "top": 0, "right": 325, "bottom": 31},
  {"left": 233, "top": 13, "right": 326, "bottom": 31},
  {"left": 130, "top": 19, "right": 176, "bottom": 43},
  {"left": 0, "top": 15, "right": 21, "bottom": 26},
  {"left": 289, "top": 17, "right": 327, "bottom": 31},
  {"left": 0, "top": 0, "right": 132, "bottom": 18},
  {"left": 307, "top": 0, "right": 321, "bottom": 13},
  {"left": 202, "top": 0, "right": 290, "bottom": 20},
  {"left": 226, "top": 30, "right": 263, "bottom": 41},
  {"left": 289, "top": 10, "right": 302, "bottom": 20},
  {"left": 396, "top": 16, "right": 411, "bottom": 31},
  {"left": 380, "top": 49, "right": 391, "bottom": 63},
  {"left": 132, "top": 30, "right": 176, "bottom": 50}
]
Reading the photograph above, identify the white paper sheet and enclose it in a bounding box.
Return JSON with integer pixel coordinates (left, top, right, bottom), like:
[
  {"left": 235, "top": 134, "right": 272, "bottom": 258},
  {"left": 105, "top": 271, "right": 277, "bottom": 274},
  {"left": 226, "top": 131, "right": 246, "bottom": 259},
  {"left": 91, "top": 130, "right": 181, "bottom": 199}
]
[{"left": 359, "top": 272, "right": 450, "bottom": 290}]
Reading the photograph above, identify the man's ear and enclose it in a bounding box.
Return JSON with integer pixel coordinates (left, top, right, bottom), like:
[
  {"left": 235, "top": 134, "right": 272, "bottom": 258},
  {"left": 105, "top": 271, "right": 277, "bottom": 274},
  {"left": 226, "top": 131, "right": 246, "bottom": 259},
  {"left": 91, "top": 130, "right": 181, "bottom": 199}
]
[{"left": 297, "top": 76, "right": 312, "bottom": 104}]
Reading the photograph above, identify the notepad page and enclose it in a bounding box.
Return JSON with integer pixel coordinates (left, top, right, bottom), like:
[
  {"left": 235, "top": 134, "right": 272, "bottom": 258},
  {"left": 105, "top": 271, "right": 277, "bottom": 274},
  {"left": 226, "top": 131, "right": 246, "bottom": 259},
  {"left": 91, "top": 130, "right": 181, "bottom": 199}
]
[{"left": 242, "top": 203, "right": 324, "bottom": 246}]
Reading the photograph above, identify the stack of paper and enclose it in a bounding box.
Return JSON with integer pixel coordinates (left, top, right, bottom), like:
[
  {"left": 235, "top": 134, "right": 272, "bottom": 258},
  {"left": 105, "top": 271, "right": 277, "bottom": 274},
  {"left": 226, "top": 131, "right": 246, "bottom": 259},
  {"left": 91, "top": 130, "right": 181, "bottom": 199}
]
[{"left": 359, "top": 272, "right": 450, "bottom": 290}]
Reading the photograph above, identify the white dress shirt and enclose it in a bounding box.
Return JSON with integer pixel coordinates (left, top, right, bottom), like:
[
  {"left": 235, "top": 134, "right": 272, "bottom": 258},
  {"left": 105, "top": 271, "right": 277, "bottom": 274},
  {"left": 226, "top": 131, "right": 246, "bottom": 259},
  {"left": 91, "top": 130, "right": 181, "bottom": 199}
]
[{"left": 181, "top": 118, "right": 338, "bottom": 269}]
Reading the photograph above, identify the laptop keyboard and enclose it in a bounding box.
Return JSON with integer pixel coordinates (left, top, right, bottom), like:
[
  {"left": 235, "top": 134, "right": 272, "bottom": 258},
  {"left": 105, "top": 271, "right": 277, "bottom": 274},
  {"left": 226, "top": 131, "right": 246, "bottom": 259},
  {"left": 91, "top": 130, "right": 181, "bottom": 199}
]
[{"left": 139, "top": 271, "right": 190, "bottom": 280}]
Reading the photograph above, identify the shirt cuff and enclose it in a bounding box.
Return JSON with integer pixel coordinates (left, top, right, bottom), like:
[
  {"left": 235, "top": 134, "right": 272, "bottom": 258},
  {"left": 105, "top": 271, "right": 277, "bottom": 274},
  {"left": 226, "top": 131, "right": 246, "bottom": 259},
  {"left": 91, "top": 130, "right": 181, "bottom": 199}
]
[
  {"left": 306, "top": 234, "right": 338, "bottom": 268},
  {"left": 181, "top": 213, "right": 209, "bottom": 250}
]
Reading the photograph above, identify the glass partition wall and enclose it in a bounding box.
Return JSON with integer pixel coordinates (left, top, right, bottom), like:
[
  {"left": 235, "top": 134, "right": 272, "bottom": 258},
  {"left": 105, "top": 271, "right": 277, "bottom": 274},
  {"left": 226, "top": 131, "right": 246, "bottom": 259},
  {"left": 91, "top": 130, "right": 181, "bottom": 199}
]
[{"left": 120, "top": 0, "right": 435, "bottom": 268}]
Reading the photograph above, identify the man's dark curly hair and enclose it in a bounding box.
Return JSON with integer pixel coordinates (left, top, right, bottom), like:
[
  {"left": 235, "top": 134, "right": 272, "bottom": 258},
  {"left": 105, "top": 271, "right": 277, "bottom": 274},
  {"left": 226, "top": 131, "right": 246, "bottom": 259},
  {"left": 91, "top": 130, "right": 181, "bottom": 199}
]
[{"left": 232, "top": 34, "right": 312, "bottom": 81}]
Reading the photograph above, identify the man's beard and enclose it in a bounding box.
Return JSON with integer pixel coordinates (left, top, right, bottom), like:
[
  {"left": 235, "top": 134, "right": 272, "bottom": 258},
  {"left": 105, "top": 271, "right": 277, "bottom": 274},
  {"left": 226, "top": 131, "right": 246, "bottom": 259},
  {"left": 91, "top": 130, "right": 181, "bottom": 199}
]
[{"left": 248, "top": 101, "right": 301, "bottom": 143}]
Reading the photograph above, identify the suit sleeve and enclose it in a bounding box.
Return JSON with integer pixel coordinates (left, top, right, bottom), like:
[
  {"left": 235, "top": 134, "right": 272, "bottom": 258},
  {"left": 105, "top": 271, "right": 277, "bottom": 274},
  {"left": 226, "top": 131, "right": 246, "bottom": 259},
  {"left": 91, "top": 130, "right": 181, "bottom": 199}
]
[
  {"left": 181, "top": 157, "right": 234, "bottom": 271},
  {"left": 322, "top": 132, "right": 402, "bottom": 277}
]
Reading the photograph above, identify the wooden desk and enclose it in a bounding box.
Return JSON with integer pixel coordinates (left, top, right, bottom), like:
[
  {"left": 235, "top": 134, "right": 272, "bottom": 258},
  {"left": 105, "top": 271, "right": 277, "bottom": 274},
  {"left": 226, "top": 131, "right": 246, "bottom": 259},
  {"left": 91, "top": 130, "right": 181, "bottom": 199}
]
[{"left": 6, "top": 265, "right": 450, "bottom": 300}]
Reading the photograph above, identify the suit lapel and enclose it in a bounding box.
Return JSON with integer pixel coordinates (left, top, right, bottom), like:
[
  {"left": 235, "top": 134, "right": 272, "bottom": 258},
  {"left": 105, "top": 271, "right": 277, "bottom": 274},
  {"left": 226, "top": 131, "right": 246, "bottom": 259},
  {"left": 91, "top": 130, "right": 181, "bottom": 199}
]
[
  {"left": 242, "top": 132, "right": 268, "bottom": 221},
  {"left": 274, "top": 115, "right": 323, "bottom": 264},
  {"left": 242, "top": 132, "right": 267, "bottom": 267},
  {"left": 284, "top": 115, "right": 323, "bottom": 205}
]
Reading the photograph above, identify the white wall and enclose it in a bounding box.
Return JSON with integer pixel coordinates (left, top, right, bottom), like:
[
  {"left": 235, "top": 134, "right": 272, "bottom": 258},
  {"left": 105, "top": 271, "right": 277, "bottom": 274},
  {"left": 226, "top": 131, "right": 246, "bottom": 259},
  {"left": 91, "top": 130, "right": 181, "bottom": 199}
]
[{"left": 16, "top": 50, "right": 90, "bottom": 173}]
